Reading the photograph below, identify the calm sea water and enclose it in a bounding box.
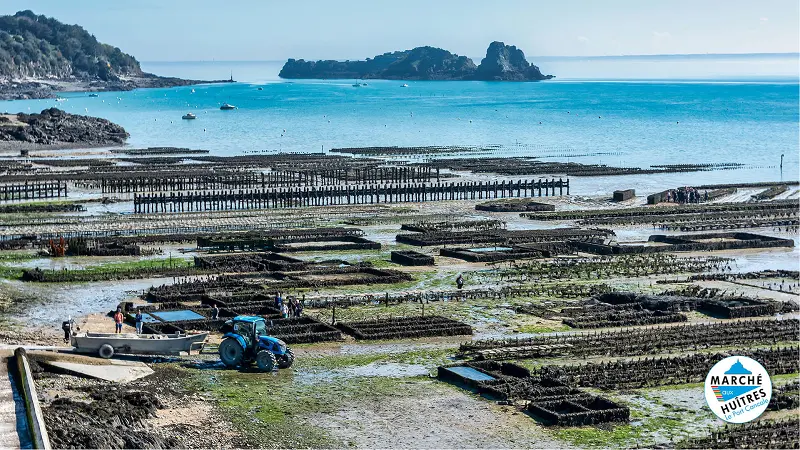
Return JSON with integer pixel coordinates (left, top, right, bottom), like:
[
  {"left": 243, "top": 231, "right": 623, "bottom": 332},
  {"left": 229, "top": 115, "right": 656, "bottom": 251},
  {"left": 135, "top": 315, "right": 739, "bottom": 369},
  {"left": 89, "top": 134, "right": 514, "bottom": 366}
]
[{"left": 2, "top": 55, "right": 798, "bottom": 194}]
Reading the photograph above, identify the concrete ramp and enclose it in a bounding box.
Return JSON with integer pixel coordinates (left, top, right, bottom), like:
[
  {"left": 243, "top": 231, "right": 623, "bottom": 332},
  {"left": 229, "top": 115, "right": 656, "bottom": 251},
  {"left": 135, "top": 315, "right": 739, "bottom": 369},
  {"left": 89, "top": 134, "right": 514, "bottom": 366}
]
[
  {"left": 40, "top": 359, "right": 153, "bottom": 383},
  {"left": 0, "top": 358, "right": 22, "bottom": 449}
]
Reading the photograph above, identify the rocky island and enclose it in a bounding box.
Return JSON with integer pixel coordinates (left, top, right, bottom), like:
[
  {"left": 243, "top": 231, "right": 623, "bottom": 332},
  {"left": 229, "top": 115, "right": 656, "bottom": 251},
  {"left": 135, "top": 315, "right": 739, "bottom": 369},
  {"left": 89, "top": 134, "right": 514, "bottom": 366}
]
[
  {"left": 279, "top": 41, "right": 554, "bottom": 81},
  {"left": 0, "top": 10, "right": 232, "bottom": 100},
  {"left": 0, "top": 107, "right": 128, "bottom": 151}
]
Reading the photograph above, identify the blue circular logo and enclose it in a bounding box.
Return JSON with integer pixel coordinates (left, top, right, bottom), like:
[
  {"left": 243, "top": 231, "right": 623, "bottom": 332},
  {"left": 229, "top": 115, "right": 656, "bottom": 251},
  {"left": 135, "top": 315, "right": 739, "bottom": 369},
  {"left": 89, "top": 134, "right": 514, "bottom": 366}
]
[{"left": 704, "top": 356, "right": 772, "bottom": 423}]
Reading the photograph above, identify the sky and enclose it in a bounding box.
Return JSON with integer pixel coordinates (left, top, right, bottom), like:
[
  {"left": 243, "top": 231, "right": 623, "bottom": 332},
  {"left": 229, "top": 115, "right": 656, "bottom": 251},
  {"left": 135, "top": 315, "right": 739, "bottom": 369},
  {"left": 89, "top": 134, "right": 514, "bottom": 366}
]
[{"left": 1, "top": 0, "right": 798, "bottom": 61}]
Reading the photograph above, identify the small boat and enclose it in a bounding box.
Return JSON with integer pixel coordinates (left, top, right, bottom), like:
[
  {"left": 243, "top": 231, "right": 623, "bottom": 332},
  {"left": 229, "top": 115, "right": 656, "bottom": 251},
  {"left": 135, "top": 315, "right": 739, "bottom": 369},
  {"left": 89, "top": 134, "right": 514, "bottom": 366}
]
[
  {"left": 352, "top": 82, "right": 361, "bottom": 87},
  {"left": 257, "top": 87, "right": 263, "bottom": 90},
  {"left": 361, "top": 82, "right": 368, "bottom": 86},
  {"left": 55, "top": 97, "right": 67, "bottom": 102},
  {"left": 220, "top": 103, "right": 236, "bottom": 110},
  {"left": 71, "top": 332, "right": 208, "bottom": 358},
  {"left": 401, "top": 83, "right": 409, "bottom": 88},
  {"left": 88, "top": 93, "right": 99, "bottom": 97},
  {"left": 182, "top": 113, "right": 197, "bottom": 120}
]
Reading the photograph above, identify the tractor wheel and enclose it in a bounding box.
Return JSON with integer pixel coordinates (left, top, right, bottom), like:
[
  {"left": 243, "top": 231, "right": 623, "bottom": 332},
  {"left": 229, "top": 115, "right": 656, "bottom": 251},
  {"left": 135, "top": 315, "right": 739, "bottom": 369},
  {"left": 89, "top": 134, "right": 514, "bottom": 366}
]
[
  {"left": 256, "top": 350, "right": 277, "bottom": 372},
  {"left": 98, "top": 344, "right": 114, "bottom": 359},
  {"left": 219, "top": 338, "right": 244, "bottom": 367},
  {"left": 278, "top": 348, "right": 294, "bottom": 369}
]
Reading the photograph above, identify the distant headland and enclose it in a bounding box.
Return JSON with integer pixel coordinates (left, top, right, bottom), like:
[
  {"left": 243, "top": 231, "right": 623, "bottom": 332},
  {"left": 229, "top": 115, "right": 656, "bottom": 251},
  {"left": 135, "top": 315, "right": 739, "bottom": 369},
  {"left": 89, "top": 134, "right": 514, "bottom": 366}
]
[
  {"left": 0, "top": 10, "right": 233, "bottom": 100},
  {"left": 279, "top": 41, "right": 555, "bottom": 82}
]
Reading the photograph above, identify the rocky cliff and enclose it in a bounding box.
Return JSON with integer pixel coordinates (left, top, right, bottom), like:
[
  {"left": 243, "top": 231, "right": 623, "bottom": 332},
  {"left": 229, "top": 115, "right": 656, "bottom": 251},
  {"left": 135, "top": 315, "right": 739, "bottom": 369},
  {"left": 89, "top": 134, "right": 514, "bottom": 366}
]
[
  {"left": 380, "top": 46, "right": 477, "bottom": 80},
  {"left": 280, "top": 42, "right": 552, "bottom": 81},
  {"left": 280, "top": 46, "right": 477, "bottom": 80},
  {"left": 0, "top": 10, "right": 233, "bottom": 100},
  {"left": 0, "top": 108, "right": 128, "bottom": 146},
  {"left": 474, "top": 41, "right": 553, "bottom": 81},
  {"left": 0, "top": 10, "right": 141, "bottom": 81}
]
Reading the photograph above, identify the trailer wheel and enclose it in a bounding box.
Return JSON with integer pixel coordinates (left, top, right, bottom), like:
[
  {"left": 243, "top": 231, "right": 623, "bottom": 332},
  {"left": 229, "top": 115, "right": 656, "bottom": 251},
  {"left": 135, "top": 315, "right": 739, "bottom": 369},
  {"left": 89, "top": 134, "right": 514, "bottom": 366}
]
[{"left": 98, "top": 344, "right": 114, "bottom": 359}]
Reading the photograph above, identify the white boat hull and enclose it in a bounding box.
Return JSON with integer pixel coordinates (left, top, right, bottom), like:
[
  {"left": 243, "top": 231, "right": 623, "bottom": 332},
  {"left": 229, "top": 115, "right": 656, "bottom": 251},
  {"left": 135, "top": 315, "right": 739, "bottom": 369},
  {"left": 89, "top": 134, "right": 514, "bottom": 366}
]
[{"left": 71, "top": 332, "right": 207, "bottom": 356}]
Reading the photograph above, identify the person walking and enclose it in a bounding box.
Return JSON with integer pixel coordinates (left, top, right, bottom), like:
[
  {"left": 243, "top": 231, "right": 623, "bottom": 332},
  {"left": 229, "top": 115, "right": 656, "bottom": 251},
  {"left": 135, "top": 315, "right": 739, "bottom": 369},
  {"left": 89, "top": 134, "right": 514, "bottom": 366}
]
[
  {"left": 113, "top": 308, "right": 124, "bottom": 334},
  {"left": 456, "top": 274, "right": 464, "bottom": 290},
  {"left": 135, "top": 309, "right": 144, "bottom": 334},
  {"left": 295, "top": 300, "right": 304, "bottom": 318},
  {"left": 212, "top": 304, "right": 220, "bottom": 320},
  {"left": 61, "top": 317, "right": 73, "bottom": 343},
  {"left": 280, "top": 302, "right": 289, "bottom": 319}
]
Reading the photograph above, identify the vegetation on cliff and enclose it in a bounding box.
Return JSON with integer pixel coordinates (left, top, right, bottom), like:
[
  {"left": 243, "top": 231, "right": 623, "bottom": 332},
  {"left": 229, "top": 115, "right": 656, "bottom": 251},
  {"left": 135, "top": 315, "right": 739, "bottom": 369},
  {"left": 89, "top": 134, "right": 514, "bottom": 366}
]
[
  {"left": 0, "top": 11, "right": 232, "bottom": 100},
  {"left": 280, "top": 41, "right": 553, "bottom": 81},
  {"left": 0, "top": 10, "right": 141, "bottom": 80}
]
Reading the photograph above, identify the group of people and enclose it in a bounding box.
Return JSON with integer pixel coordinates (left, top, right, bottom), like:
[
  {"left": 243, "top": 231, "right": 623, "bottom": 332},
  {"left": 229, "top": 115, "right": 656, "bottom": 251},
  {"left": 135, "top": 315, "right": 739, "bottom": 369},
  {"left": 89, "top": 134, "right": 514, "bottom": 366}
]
[
  {"left": 274, "top": 292, "right": 304, "bottom": 318},
  {"left": 664, "top": 187, "right": 707, "bottom": 204},
  {"left": 110, "top": 293, "right": 305, "bottom": 337}
]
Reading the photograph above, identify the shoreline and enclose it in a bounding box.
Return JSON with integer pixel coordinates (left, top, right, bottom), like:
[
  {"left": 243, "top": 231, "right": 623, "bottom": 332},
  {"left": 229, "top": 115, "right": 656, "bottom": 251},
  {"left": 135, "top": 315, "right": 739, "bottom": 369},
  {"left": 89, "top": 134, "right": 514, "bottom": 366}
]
[
  {"left": 0, "top": 141, "right": 123, "bottom": 154},
  {"left": 0, "top": 73, "right": 235, "bottom": 101}
]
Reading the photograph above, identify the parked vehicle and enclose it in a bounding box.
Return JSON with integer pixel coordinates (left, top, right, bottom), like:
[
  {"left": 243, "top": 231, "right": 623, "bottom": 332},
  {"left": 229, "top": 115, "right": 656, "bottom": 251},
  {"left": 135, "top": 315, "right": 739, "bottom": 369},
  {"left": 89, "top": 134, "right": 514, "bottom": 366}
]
[
  {"left": 218, "top": 316, "right": 294, "bottom": 371},
  {"left": 71, "top": 332, "right": 207, "bottom": 359}
]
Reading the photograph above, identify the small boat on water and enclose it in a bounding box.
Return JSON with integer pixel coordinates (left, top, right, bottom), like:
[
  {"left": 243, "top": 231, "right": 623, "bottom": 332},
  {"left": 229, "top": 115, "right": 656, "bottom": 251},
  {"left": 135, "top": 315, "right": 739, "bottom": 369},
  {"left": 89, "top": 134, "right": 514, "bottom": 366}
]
[
  {"left": 55, "top": 97, "right": 67, "bottom": 102},
  {"left": 257, "top": 87, "right": 263, "bottom": 90},
  {"left": 220, "top": 103, "right": 236, "bottom": 110},
  {"left": 182, "top": 113, "right": 197, "bottom": 120},
  {"left": 88, "top": 93, "right": 99, "bottom": 97},
  {"left": 71, "top": 332, "right": 208, "bottom": 358},
  {"left": 401, "top": 83, "right": 409, "bottom": 88}
]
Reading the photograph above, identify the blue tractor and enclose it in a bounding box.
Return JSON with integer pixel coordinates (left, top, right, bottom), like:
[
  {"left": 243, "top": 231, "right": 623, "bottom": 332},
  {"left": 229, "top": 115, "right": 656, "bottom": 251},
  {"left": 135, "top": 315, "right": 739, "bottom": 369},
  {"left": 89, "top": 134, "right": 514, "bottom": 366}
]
[{"left": 218, "top": 316, "right": 294, "bottom": 371}]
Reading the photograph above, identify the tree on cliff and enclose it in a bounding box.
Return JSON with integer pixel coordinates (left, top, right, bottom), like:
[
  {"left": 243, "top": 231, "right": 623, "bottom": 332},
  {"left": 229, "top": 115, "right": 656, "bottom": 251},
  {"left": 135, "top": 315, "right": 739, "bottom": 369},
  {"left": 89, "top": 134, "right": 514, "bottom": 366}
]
[{"left": 0, "top": 10, "right": 141, "bottom": 80}]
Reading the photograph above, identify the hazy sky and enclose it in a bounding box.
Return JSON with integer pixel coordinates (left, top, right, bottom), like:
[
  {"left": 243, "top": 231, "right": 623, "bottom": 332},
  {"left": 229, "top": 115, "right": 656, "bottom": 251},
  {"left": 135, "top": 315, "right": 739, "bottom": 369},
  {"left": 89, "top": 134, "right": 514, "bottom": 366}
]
[{"left": 2, "top": 0, "right": 798, "bottom": 61}]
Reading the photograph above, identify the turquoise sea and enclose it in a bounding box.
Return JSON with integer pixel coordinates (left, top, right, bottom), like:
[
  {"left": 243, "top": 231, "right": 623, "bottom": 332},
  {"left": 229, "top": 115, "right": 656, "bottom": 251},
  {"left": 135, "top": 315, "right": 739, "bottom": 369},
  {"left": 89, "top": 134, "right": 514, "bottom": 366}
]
[{"left": 2, "top": 55, "right": 798, "bottom": 195}]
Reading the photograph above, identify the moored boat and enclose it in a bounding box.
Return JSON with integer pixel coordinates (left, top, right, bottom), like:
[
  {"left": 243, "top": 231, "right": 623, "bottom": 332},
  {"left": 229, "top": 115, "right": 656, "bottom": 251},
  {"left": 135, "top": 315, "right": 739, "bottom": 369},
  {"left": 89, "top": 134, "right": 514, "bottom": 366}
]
[
  {"left": 182, "top": 112, "right": 197, "bottom": 119},
  {"left": 220, "top": 103, "right": 236, "bottom": 110},
  {"left": 71, "top": 332, "right": 208, "bottom": 358}
]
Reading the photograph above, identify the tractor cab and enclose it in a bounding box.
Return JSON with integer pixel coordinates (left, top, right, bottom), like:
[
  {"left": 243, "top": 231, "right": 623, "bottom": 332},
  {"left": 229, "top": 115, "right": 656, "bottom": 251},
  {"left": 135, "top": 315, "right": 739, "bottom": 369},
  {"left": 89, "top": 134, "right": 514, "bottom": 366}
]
[{"left": 219, "top": 316, "right": 294, "bottom": 371}]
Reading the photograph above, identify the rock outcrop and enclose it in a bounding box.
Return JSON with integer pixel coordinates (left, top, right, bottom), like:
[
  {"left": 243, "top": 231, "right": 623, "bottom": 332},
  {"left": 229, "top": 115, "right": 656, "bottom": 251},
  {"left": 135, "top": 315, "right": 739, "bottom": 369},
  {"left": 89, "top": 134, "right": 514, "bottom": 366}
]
[
  {"left": 280, "top": 42, "right": 552, "bottom": 81},
  {"left": 380, "top": 46, "right": 477, "bottom": 80},
  {"left": 280, "top": 46, "right": 477, "bottom": 80},
  {"left": 0, "top": 108, "right": 128, "bottom": 146},
  {"left": 474, "top": 41, "right": 554, "bottom": 81}
]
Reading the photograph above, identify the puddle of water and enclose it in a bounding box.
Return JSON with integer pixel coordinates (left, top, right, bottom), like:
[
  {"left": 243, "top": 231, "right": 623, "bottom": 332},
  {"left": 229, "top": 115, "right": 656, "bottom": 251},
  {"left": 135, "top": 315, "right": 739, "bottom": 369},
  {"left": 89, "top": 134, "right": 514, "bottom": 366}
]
[
  {"left": 8, "top": 252, "right": 187, "bottom": 270},
  {"left": 295, "top": 362, "right": 430, "bottom": 385},
  {"left": 3, "top": 277, "right": 177, "bottom": 326},
  {"left": 469, "top": 247, "right": 513, "bottom": 253},
  {"left": 345, "top": 362, "right": 429, "bottom": 378},
  {"left": 338, "top": 341, "right": 459, "bottom": 356}
]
